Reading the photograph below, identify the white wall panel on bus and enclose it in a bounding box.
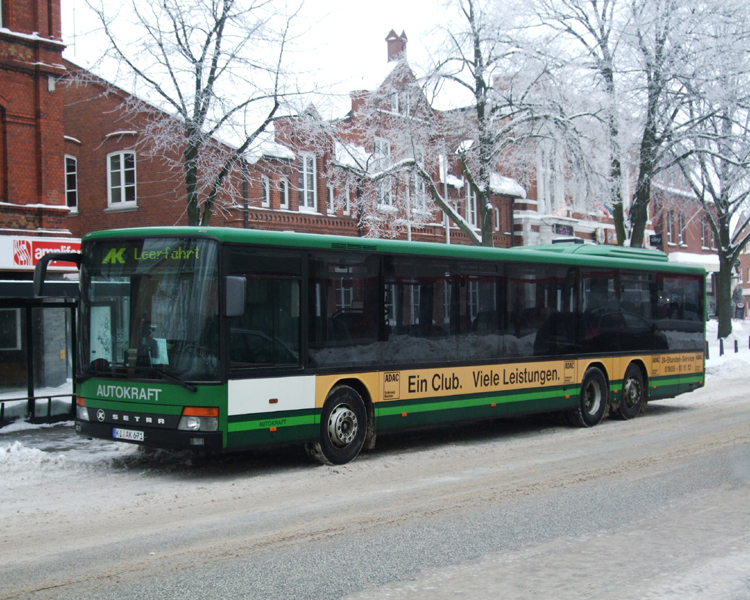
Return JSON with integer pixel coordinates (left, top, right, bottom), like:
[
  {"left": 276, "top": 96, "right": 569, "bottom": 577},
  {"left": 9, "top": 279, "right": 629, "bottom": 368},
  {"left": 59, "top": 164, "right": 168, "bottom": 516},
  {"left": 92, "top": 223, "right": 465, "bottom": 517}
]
[{"left": 228, "top": 376, "right": 316, "bottom": 416}]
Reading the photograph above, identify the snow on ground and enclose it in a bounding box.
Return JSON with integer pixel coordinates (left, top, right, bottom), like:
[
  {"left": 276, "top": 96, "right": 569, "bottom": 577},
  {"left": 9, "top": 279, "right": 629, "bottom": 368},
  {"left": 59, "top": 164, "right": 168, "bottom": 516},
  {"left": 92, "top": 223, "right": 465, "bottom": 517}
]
[{"left": 2, "top": 318, "right": 750, "bottom": 477}]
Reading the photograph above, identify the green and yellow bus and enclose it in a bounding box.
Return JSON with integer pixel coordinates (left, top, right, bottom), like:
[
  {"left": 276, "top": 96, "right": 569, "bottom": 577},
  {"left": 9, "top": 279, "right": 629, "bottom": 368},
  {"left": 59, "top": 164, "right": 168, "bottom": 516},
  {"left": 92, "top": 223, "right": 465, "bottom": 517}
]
[{"left": 35, "top": 227, "right": 706, "bottom": 465}]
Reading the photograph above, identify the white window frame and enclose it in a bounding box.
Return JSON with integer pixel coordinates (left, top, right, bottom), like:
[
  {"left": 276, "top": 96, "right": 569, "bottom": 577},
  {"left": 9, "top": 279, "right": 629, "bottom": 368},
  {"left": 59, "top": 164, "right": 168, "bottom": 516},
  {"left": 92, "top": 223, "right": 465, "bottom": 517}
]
[
  {"left": 467, "top": 186, "right": 478, "bottom": 228},
  {"left": 107, "top": 150, "right": 137, "bottom": 208},
  {"left": 327, "top": 184, "right": 335, "bottom": 214},
  {"left": 410, "top": 147, "right": 426, "bottom": 212},
  {"left": 279, "top": 178, "right": 289, "bottom": 209},
  {"left": 739, "top": 268, "right": 744, "bottom": 284},
  {"left": 373, "top": 138, "right": 391, "bottom": 172},
  {"left": 343, "top": 184, "right": 350, "bottom": 216},
  {"left": 298, "top": 152, "right": 317, "bottom": 212},
  {"left": 261, "top": 175, "right": 270, "bottom": 208},
  {"left": 495, "top": 207, "right": 500, "bottom": 231},
  {"left": 390, "top": 92, "right": 399, "bottom": 114},
  {"left": 377, "top": 178, "right": 393, "bottom": 207},
  {"left": 678, "top": 212, "right": 686, "bottom": 245},
  {"left": 0, "top": 309, "right": 22, "bottom": 351},
  {"left": 65, "top": 155, "right": 78, "bottom": 213},
  {"left": 667, "top": 210, "right": 674, "bottom": 245},
  {"left": 336, "top": 278, "right": 354, "bottom": 309}
]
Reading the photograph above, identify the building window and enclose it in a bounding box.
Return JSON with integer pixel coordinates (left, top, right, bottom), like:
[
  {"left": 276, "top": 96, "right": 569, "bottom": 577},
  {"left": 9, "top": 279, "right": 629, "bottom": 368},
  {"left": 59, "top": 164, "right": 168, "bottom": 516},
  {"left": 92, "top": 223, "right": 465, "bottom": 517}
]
[
  {"left": 336, "top": 278, "right": 354, "bottom": 309},
  {"left": 65, "top": 155, "right": 78, "bottom": 213},
  {"left": 107, "top": 151, "right": 136, "bottom": 207},
  {"left": 377, "top": 179, "right": 392, "bottom": 206},
  {"left": 298, "top": 153, "right": 316, "bottom": 211},
  {"left": 0, "top": 309, "right": 21, "bottom": 351},
  {"left": 467, "top": 186, "right": 477, "bottom": 227},
  {"left": 373, "top": 138, "right": 391, "bottom": 171},
  {"left": 280, "top": 178, "right": 289, "bottom": 209},
  {"left": 678, "top": 212, "right": 685, "bottom": 245},
  {"left": 667, "top": 210, "right": 674, "bottom": 244},
  {"left": 739, "top": 268, "right": 744, "bottom": 284},
  {"left": 495, "top": 207, "right": 501, "bottom": 231},
  {"left": 327, "top": 184, "right": 335, "bottom": 214},
  {"left": 261, "top": 175, "right": 270, "bottom": 208},
  {"left": 343, "top": 184, "right": 350, "bottom": 215},
  {"left": 410, "top": 147, "right": 426, "bottom": 211}
]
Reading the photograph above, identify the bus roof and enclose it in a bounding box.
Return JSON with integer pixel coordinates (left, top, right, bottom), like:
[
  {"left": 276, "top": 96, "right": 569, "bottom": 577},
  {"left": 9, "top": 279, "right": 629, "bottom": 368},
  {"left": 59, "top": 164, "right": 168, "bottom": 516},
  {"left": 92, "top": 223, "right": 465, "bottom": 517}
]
[{"left": 83, "top": 227, "right": 705, "bottom": 275}]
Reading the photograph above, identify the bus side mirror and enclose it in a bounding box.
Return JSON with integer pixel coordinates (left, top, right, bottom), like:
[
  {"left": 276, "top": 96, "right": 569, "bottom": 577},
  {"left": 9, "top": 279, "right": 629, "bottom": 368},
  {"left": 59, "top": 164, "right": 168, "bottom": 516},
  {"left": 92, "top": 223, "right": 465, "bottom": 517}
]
[
  {"left": 34, "top": 252, "right": 82, "bottom": 296},
  {"left": 225, "top": 276, "right": 246, "bottom": 318}
]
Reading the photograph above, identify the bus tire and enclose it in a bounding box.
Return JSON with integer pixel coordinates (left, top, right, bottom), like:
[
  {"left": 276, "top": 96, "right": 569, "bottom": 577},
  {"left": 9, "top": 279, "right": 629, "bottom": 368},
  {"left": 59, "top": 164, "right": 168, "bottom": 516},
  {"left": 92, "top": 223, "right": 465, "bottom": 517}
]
[
  {"left": 612, "top": 364, "right": 645, "bottom": 420},
  {"left": 568, "top": 367, "right": 608, "bottom": 427},
  {"left": 307, "top": 385, "right": 367, "bottom": 466}
]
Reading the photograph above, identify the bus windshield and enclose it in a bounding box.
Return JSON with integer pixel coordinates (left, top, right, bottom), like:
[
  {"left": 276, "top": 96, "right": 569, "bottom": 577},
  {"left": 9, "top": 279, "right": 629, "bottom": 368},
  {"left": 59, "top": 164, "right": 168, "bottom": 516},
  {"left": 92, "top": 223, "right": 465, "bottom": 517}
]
[{"left": 80, "top": 238, "right": 220, "bottom": 382}]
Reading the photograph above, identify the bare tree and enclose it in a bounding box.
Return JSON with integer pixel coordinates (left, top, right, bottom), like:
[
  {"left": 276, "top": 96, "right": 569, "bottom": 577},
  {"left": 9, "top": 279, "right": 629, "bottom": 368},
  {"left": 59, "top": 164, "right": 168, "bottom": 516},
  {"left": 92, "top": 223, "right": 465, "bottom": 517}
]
[
  {"left": 674, "top": 2, "right": 750, "bottom": 338},
  {"left": 88, "top": 0, "right": 301, "bottom": 225},
  {"left": 626, "top": 0, "right": 704, "bottom": 247},
  {"left": 428, "top": 0, "right": 588, "bottom": 247},
  {"left": 532, "top": 0, "right": 630, "bottom": 244}
]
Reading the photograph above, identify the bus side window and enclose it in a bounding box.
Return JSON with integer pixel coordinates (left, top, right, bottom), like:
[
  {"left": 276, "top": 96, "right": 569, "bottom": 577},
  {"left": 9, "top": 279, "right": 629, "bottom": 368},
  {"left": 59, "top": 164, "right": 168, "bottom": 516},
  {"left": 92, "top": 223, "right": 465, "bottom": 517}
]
[
  {"left": 227, "top": 248, "right": 302, "bottom": 369},
  {"left": 307, "top": 252, "right": 380, "bottom": 367}
]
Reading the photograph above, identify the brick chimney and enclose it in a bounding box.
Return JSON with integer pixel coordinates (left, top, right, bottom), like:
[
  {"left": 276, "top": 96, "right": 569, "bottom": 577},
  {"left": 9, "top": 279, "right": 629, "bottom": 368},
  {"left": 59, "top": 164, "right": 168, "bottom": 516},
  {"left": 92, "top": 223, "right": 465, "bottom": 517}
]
[{"left": 386, "top": 30, "right": 408, "bottom": 62}]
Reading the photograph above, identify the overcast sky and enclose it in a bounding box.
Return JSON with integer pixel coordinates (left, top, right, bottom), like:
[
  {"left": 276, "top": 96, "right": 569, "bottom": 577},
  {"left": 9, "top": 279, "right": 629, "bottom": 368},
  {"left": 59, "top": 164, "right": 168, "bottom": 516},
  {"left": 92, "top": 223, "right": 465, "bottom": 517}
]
[{"left": 60, "top": 0, "right": 460, "bottom": 118}]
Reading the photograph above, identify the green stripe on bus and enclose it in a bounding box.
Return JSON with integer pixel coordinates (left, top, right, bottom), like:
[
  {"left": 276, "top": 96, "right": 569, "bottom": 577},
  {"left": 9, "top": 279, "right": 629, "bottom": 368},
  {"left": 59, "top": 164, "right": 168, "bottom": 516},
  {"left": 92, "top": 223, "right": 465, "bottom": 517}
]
[{"left": 228, "top": 413, "right": 320, "bottom": 433}]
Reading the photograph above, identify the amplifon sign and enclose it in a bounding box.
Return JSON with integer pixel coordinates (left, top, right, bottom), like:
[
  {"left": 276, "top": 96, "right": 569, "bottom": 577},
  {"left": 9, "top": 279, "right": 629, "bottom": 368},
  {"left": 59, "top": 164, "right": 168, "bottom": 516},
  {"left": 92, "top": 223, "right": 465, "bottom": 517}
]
[{"left": 0, "top": 236, "right": 81, "bottom": 271}]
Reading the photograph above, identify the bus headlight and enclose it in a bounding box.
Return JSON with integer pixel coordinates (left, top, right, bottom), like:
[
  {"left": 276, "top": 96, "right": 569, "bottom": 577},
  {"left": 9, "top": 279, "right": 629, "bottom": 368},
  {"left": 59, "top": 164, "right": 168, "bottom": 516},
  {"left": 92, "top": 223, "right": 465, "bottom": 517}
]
[
  {"left": 76, "top": 397, "right": 89, "bottom": 421},
  {"left": 178, "top": 407, "right": 219, "bottom": 432}
]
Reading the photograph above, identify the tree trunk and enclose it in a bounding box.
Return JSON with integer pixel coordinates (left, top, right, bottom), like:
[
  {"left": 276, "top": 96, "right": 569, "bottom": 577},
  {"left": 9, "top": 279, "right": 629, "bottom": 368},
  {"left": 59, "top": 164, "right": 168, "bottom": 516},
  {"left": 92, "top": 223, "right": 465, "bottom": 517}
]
[
  {"left": 184, "top": 144, "right": 200, "bottom": 227},
  {"left": 716, "top": 257, "right": 733, "bottom": 339}
]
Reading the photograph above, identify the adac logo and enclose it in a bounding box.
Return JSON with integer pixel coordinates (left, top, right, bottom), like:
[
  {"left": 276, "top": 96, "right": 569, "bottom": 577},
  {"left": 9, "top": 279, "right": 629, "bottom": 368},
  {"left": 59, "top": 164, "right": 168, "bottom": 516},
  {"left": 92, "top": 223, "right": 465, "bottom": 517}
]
[{"left": 102, "top": 248, "right": 126, "bottom": 264}]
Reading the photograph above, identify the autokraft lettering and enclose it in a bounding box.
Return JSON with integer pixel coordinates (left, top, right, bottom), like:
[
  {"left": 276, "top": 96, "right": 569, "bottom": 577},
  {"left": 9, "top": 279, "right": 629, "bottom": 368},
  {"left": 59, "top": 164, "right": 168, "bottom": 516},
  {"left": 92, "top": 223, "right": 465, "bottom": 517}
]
[{"left": 96, "top": 384, "right": 162, "bottom": 401}]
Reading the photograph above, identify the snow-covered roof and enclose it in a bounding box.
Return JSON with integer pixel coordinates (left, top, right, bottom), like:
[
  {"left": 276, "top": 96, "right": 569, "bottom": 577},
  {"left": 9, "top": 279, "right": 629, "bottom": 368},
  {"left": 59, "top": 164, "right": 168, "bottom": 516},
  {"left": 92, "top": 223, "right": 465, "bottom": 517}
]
[
  {"left": 490, "top": 173, "right": 526, "bottom": 199},
  {"left": 245, "top": 140, "right": 296, "bottom": 163},
  {"left": 335, "top": 141, "right": 371, "bottom": 169},
  {"left": 0, "top": 27, "right": 66, "bottom": 47},
  {"left": 446, "top": 174, "right": 464, "bottom": 189}
]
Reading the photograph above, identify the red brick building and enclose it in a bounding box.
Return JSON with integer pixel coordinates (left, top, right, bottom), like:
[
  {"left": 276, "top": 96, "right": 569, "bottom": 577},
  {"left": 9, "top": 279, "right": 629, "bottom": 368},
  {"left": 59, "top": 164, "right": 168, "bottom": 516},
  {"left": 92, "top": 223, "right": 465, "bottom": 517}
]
[
  {"left": 0, "top": 0, "right": 68, "bottom": 232},
  {"left": 0, "top": 0, "right": 77, "bottom": 416},
  {"left": 61, "top": 32, "right": 522, "bottom": 247}
]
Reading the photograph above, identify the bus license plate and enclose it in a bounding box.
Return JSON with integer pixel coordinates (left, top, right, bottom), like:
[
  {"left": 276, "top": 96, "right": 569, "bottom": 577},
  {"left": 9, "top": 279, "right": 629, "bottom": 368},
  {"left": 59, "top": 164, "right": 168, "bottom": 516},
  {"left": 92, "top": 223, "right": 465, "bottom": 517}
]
[{"left": 113, "top": 428, "right": 145, "bottom": 442}]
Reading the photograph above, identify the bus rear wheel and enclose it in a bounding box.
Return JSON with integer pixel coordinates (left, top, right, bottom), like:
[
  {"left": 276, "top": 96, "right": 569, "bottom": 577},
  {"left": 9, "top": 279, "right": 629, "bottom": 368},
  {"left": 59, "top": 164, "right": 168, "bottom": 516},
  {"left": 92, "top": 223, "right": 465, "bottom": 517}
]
[
  {"left": 612, "top": 364, "right": 645, "bottom": 420},
  {"left": 307, "top": 385, "right": 367, "bottom": 465},
  {"left": 568, "top": 367, "right": 608, "bottom": 427}
]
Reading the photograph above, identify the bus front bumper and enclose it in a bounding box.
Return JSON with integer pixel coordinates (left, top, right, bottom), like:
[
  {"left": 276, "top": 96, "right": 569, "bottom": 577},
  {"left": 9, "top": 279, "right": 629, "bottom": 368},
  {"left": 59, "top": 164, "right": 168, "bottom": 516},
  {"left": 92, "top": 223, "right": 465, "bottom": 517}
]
[{"left": 76, "top": 420, "right": 223, "bottom": 451}]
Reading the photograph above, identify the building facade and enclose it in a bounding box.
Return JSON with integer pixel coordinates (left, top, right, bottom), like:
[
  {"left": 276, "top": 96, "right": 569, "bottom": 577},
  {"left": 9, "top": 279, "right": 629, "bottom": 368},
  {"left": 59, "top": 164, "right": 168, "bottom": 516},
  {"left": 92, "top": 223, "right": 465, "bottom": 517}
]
[{"left": 0, "top": 0, "right": 78, "bottom": 421}]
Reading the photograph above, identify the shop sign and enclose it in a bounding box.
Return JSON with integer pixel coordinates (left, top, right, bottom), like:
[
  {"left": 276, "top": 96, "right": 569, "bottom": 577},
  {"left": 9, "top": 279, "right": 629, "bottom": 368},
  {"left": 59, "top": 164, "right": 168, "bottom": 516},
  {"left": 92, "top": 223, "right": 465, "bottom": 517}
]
[{"left": 0, "top": 236, "right": 81, "bottom": 271}]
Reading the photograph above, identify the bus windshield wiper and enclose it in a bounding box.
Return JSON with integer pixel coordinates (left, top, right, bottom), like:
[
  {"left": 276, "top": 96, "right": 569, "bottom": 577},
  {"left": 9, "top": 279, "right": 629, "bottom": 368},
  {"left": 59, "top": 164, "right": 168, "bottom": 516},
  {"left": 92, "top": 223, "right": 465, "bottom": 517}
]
[{"left": 147, "top": 367, "right": 197, "bottom": 393}]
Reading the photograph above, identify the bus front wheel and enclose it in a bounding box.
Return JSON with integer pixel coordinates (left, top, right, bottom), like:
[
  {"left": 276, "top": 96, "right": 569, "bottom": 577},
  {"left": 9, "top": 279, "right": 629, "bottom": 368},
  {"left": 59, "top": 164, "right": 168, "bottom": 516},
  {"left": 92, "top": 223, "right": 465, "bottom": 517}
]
[
  {"left": 568, "top": 367, "right": 608, "bottom": 427},
  {"left": 611, "top": 364, "right": 645, "bottom": 420},
  {"left": 307, "top": 385, "right": 367, "bottom": 465}
]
